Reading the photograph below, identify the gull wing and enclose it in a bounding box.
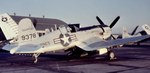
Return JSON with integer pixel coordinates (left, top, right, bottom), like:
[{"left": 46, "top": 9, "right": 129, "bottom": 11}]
[{"left": 76, "top": 35, "right": 150, "bottom": 51}]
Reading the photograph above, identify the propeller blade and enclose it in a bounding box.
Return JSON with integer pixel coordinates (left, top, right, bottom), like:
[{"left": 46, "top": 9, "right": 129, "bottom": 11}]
[
  {"left": 131, "top": 25, "right": 139, "bottom": 35},
  {"left": 98, "top": 25, "right": 105, "bottom": 32},
  {"left": 96, "top": 16, "right": 107, "bottom": 32},
  {"left": 111, "top": 35, "right": 116, "bottom": 40},
  {"left": 109, "top": 16, "right": 120, "bottom": 28},
  {"left": 96, "top": 16, "right": 105, "bottom": 26}
]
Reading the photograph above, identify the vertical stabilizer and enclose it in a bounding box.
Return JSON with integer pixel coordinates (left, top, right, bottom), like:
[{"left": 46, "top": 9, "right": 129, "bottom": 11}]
[
  {"left": 122, "top": 27, "right": 132, "bottom": 38},
  {"left": 142, "top": 24, "right": 150, "bottom": 35},
  {"left": 18, "top": 18, "right": 39, "bottom": 43},
  {"left": 0, "top": 13, "right": 18, "bottom": 40}
]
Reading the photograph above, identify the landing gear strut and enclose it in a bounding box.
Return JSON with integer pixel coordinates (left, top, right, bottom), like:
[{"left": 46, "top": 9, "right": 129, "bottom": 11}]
[{"left": 33, "top": 53, "right": 40, "bottom": 63}]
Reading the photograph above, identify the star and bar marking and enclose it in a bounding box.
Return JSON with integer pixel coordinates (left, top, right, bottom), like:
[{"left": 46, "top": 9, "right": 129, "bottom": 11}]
[{"left": 53, "top": 34, "right": 78, "bottom": 46}]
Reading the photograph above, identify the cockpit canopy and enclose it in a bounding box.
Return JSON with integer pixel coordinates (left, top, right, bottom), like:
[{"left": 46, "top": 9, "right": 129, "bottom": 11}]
[{"left": 58, "top": 25, "right": 71, "bottom": 34}]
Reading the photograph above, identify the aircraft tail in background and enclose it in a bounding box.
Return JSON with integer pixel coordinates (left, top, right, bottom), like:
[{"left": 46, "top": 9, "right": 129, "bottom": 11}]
[
  {"left": 122, "top": 27, "right": 132, "bottom": 38},
  {"left": 0, "top": 13, "right": 18, "bottom": 40},
  {"left": 142, "top": 24, "right": 150, "bottom": 35}
]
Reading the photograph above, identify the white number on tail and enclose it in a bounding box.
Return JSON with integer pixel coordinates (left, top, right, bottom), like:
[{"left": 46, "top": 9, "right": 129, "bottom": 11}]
[{"left": 21, "top": 33, "right": 36, "bottom": 40}]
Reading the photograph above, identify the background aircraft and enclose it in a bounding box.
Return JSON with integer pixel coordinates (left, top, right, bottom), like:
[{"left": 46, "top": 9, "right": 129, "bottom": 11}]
[
  {"left": 122, "top": 24, "right": 150, "bottom": 45},
  {"left": 115, "top": 26, "right": 139, "bottom": 39}
]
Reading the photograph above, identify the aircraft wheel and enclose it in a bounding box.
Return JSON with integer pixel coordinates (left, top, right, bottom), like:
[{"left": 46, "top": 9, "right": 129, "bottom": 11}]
[{"left": 107, "top": 51, "right": 116, "bottom": 60}]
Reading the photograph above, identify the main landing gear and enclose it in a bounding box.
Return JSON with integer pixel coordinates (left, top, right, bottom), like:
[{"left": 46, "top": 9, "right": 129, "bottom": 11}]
[
  {"left": 33, "top": 53, "right": 40, "bottom": 63},
  {"left": 107, "top": 50, "right": 116, "bottom": 60}
]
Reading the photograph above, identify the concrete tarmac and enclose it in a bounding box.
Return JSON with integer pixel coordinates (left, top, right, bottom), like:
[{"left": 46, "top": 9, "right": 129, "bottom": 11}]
[{"left": 0, "top": 43, "right": 150, "bottom": 73}]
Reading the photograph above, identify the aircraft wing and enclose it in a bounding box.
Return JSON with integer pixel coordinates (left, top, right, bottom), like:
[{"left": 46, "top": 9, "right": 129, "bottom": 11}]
[
  {"left": 3, "top": 44, "right": 42, "bottom": 54},
  {"left": 13, "top": 44, "right": 41, "bottom": 54},
  {"left": 76, "top": 35, "right": 150, "bottom": 51}
]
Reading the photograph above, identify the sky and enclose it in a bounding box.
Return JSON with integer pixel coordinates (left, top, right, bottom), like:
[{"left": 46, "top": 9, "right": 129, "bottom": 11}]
[{"left": 0, "top": 0, "right": 150, "bottom": 33}]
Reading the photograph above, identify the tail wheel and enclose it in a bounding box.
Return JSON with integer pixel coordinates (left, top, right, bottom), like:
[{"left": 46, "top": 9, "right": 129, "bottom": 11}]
[{"left": 33, "top": 53, "right": 40, "bottom": 63}]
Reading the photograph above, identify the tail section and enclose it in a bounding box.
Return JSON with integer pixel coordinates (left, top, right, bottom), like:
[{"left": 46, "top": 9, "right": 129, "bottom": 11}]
[
  {"left": 122, "top": 27, "right": 132, "bottom": 38},
  {"left": 142, "top": 24, "right": 150, "bottom": 35},
  {"left": 18, "top": 18, "right": 39, "bottom": 43},
  {"left": 0, "top": 13, "right": 18, "bottom": 40}
]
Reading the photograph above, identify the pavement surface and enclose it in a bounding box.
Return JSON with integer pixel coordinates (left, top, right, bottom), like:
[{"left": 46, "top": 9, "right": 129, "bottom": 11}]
[{"left": 0, "top": 43, "right": 150, "bottom": 73}]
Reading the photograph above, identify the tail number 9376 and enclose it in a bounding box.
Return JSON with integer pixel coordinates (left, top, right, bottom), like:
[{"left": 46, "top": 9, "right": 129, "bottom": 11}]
[{"left": 21, "top": 33, "right": 36, "bottom": 40}]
